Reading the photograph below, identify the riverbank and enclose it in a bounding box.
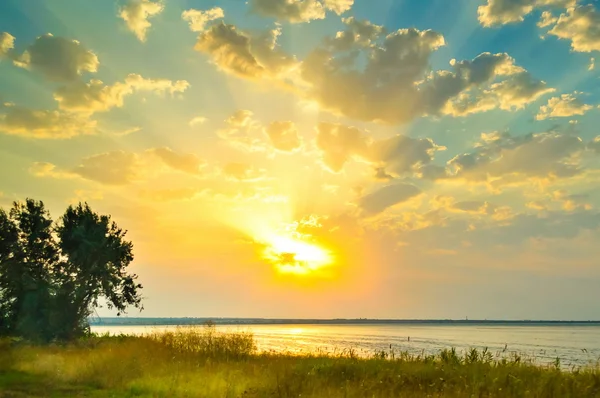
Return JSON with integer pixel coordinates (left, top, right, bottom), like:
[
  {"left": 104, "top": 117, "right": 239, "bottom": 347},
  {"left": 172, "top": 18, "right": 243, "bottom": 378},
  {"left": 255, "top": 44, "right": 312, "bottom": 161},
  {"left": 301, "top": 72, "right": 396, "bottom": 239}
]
[{"left": 1, "top": 327, "right": 599, "bottom": 397}]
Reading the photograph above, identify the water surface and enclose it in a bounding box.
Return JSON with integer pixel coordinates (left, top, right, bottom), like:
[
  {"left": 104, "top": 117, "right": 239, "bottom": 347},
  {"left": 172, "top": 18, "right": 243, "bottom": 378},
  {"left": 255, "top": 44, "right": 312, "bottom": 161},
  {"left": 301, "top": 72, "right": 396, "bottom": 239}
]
[{"left": 91, "top": 323, "right": 600, "bottom": 368}]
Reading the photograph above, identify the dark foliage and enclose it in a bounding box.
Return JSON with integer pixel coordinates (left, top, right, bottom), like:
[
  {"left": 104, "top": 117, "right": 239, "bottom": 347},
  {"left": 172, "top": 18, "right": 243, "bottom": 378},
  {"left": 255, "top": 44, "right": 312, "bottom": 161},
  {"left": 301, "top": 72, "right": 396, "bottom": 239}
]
[{"left": 0, "top": 199, "right": 142, "bottom": 342}]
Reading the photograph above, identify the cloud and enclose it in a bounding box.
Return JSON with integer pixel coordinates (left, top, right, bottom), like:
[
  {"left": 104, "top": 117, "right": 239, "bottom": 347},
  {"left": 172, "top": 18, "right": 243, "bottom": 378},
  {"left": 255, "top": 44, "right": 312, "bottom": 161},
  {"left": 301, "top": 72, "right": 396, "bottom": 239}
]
[
  {"left": 29, "top": 162, "right": 76, "bottom": 179},
  {"left": 53, "top": 73, "right": 189, "bottom": 114},
  {"left": 587, "top": 136, "right": 600, "bottom": 154},
  {"left": 217, "top": 110, "right": 268, "bottom": 152},
  {"left": 536, "top": 92, "right": 595, "bottom": 120},
  {"left": 0, "top": 32, "right": 15, "bottom": 57},
  {"left": 0, "top": 71, "right": 187, "bottom": 140},
  {"left": 381, "top": 207, "right": 600, "bottom": 263},
  {"left": 488, "top": 71, "right": 555, "bottom": 110},
  {"left": 547, "top": 5, "right": 600, "bottom": 53},
  {"left": 223, "top": 162, "right": 266, "bottom": 181},
  {"left": 537, "top": 11, "right": 558, "bottom": 27},
  {"left": 369, "top": 134, "right": 444, "bottom": 178},
  {"left": 526, "top": 201, "right": 548, "bottom": 211},
  {"left": 123, "top": 73, "right": 190, "bottom": 94},
  {"left": 327, "top": 17, "right": 386, "bottom": 51},
  {"left": 446, "top": 131, "right": 586, "bottom": 185},
  {"left": 315, "top": 122, "right": 442, "bottom": 176},
  {"left": 373, "top": 167, "right": 394, "bottom": 181},
  {"left": 429, "top": 197, "right": 516, "bottom": 224},
  {"left": 189, "top": 116, "right": 207, "bottom": 126},
  {"left": 249, "top": 0, "right": 353, "bottom": 23},
  {"left": 477, "top": 210, "right": 600, "bottom": 245},
  {"left": 441, "top": 63, "right": 554, "bottom": 116},
  {"left": 227, "top": 110, "right": 254, "bottom": 127},
  {"left": 31, "top": 148, "right": 205, "bottom": 185},
  {"left": 13, "top": 33, "right": 99, "bottom": 81},
  {"left": 303, "top": 27, "right": 550, "bottom": 123},
  {"left": 315, "top": 122, "right": 370, "bottom": 172},
  {"left": 358, "top": 183, "right": 422, "bottom": 215},
  {"left": 72, "top": 151, "right": 140, "bottom": 185},
  {"left": 190, "top": 18, "right": 550, "bottom": 124},
  {"left": 182, "top": 7, "right": 224, "bottom": 32},
  {"left": 140, "top": 188, "right": 202, "bottom": 201},
  {"left": 551, "top": 189, "right": 592, "bottom": 211},
  {"left": 112, "top": 126, "right": 142, "bottom": 137},
  {"left": 478, "top": 0, "right": 575, "bottom": 27},
  {"left": 322, "top": 0, "right": 354, "bottom": 14},
  {"left": 148, "top": 147, "right": 205, "bottom": 175},
  {"left": 0, "top": 105, "right": 97, "bottom": 138},
  {"left": 265, "top": 121, "right": 302, "bottom": 152},
  {"left": 119, "top": 0, "right": 164, "bottom": 42},
  {"left": 302, "top": 27, "right": 445, "bottom": 124},
  {"left": 449, "top": 200, "right": 491, "bottom": 215},
  {"left": 191, "top": 22, "right": 297, "bottom": 80},
  {"left": 54, "top": 80, "right": 130, "bottom": 114}
]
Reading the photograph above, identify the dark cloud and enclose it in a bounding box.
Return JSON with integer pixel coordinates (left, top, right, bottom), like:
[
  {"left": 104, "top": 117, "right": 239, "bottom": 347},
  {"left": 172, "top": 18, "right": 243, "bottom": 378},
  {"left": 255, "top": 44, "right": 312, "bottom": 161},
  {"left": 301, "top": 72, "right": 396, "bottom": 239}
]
[{"left": 359, "top": 183, "right": 421, "bottom": 215}]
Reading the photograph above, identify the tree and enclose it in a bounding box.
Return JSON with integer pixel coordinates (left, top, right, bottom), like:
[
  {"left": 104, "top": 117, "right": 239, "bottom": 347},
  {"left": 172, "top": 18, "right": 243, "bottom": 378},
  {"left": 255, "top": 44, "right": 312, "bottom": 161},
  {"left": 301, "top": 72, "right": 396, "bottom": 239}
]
[
  {"left": 0, "top": 208, "right": 20, "bottom": 336},
  {"left": 0, "top": 200, "right": 56, "bottom": 341},
  {"left": 53, "top": 203, "right": 143, "bottom": 340},
  {"left": 0, "top": 199, "right": 142, "bottom": 341}
]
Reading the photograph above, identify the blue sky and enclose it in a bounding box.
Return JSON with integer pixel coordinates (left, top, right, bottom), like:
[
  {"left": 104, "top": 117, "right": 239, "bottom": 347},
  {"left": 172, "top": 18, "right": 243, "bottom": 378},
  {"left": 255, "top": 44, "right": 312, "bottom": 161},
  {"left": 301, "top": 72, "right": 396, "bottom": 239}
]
[{"left": 1, "top": 0, "right": 600, "bottom": 319}]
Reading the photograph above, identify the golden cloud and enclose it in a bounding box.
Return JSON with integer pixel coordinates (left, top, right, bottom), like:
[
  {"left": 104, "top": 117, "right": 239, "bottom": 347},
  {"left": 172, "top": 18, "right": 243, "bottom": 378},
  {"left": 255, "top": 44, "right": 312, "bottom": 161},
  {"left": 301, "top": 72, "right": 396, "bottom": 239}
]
[
  {"left": 192, "top": 22, "right": 297, "bottom": 80},
  {"left": 72, "top": 151, "right": 141, "bottom": 185},
  {"left": 31, "top": 147, "right": 204, "bottom": 185},
  {"left": 358, "top": 183, "right": 422, "bottom": 215},
  {"left": 222, "top": 162, "right": 266, "bottom": 181},
  {"left": 547, "top": 5, "right": 600, "bottom": 52},
  {"left": 119, "top": 0, "right": 164, "bottom": 42},
  {"left": 445, "top": 131, "right": 586, "bottom": 187},
  {"left": 0, "top": 106, "right": 97, "bottom": 139},
  {"left": 265, "top": 121, "right": 302, "bottom": 152},
  {"left": 182, "top": 7, "right": 224, "bottom": 32},
  {"left": 54, "top": 73, "right": 189, "bottom": 114},
  {"left": 217, "top": 110, "right": 269, "bottom": 152},
  {"left": 315, "top": 122, "right": 443, "bottom": 177},
  {"left": 148, "top": 147, "right": 206, "bottom": 175},
  {"left": 478, "top": 0, "right": 575, "bottom": 27},
  {"left": 187, "top": 16, "right": 553, "bottom": 125},
  {"left": 0, "top": 32, "right": 15, "bottom": 58},
  {"left": 536, "top": 92, "right": 595, "bottom": 120},
  {"left": 249, "top": 0, "right": 353, "bottom": 23}
]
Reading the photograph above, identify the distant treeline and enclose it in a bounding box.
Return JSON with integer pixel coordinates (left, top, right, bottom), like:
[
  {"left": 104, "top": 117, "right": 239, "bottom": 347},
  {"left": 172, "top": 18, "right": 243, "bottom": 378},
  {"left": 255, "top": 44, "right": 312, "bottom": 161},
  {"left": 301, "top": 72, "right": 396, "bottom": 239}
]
[{"left": 89, "top": 318, "right": 600, "bottom": 326}]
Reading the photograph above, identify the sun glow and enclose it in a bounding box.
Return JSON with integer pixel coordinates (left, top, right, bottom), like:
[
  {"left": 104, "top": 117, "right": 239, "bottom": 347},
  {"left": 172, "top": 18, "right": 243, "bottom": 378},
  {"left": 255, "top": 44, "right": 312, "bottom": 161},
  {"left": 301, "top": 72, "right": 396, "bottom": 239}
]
[
  {"left": 219, "top": 199, "right": 336, "bottom": 276},
  {"left": 263, "top": 235, "right": 333, "bottom": 275}
]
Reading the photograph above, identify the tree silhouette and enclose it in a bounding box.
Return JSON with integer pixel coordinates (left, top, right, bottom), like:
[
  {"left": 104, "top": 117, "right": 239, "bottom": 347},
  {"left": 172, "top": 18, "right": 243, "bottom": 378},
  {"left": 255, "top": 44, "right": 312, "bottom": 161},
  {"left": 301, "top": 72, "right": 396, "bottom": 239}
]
[{"left": 0, "top": 199, "right": 142, "bottom": 341}]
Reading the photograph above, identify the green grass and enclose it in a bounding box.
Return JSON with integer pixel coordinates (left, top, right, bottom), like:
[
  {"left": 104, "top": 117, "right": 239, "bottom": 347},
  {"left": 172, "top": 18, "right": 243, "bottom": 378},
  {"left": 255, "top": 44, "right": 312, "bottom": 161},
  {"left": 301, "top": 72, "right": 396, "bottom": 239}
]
[{"left": 1, "top": 327, "right": 600, "bottom": 397}]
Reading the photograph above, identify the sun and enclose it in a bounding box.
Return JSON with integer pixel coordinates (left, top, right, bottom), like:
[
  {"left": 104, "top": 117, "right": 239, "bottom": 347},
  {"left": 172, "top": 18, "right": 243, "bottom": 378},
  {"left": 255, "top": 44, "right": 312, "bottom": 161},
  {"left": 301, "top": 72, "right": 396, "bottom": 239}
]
[{"left": 263, "top": 235, "right": 333, "bottom": 275}]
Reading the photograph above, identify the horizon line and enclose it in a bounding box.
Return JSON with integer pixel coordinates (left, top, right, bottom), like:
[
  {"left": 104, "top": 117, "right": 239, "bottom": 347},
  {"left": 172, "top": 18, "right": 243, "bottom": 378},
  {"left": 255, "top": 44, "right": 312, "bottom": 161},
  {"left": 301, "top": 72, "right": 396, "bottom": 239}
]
[{"left": 90, "top": 317, "right": 600, "bottom": 323}]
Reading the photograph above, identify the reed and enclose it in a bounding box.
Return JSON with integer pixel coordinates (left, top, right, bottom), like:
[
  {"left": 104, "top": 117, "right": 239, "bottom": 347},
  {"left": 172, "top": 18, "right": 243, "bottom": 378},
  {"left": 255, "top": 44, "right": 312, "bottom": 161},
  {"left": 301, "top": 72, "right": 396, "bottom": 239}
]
[{"left": 1, "top": 329, "right": 599, "bottom": 397}]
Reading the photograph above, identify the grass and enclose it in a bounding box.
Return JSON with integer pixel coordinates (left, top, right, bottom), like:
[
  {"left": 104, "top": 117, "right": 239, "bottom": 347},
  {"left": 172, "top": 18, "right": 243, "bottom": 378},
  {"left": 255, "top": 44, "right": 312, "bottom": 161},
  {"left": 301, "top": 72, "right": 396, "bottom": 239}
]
[{"left": 1, "top": 326, "right": 600, "bottom": 397}]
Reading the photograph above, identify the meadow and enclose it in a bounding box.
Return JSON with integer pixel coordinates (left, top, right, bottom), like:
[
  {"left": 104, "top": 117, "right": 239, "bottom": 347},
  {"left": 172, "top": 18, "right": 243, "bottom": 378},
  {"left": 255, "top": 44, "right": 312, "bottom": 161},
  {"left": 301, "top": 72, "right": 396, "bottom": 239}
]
[{"left": 1, "top": 326, "right": 599, "bottom": 398}]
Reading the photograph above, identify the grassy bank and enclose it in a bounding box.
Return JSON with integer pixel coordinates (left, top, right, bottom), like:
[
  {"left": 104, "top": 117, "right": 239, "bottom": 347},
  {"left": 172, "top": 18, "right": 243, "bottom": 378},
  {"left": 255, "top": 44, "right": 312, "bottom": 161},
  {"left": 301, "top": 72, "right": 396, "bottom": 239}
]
[{"left": 1, "top": 327, "right": 599, "bottom": 397}]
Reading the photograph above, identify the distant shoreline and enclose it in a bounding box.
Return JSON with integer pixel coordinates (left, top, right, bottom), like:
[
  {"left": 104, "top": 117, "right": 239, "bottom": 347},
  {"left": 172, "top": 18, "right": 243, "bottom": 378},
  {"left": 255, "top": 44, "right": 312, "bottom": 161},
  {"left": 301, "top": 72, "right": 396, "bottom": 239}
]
[{"left": 89, "top": 318, "right": 600, "bottom": 326}]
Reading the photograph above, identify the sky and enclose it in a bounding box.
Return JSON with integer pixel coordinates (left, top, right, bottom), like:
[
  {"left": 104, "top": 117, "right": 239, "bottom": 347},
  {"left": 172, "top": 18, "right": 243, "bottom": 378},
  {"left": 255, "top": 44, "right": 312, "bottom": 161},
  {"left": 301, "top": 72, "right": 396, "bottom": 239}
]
[{"left": 1, "top": 0, "right": 600, "bottom": 320}]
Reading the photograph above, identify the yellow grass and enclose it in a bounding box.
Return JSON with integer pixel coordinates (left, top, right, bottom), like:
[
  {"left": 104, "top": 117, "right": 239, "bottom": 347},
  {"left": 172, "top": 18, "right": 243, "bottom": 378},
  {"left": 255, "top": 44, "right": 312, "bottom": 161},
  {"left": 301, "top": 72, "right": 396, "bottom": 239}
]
[{"left": 1, "top": 326, "right": 599, "bottom": 397}]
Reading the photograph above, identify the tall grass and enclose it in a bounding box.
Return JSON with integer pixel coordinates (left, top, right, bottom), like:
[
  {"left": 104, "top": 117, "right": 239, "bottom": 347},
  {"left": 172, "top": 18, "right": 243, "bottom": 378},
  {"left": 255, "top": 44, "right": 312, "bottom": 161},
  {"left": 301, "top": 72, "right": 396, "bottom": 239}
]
[
  {"left": 1, "top": 327, "right": 599, "bottom": 397},
  {"left": 147, "top": 324, "right": 255, "bottom": 360}
]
